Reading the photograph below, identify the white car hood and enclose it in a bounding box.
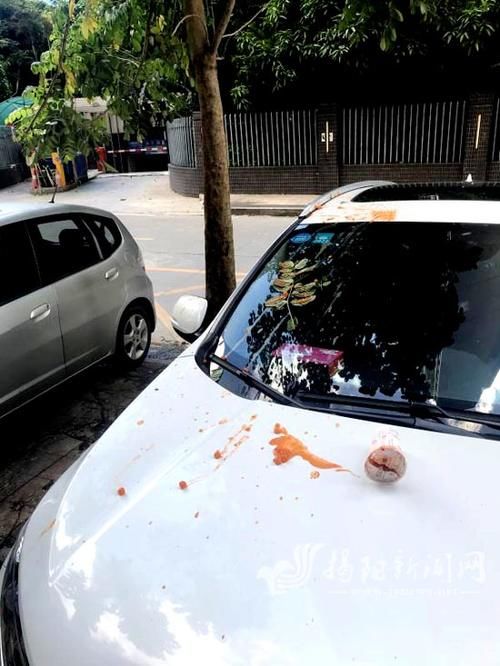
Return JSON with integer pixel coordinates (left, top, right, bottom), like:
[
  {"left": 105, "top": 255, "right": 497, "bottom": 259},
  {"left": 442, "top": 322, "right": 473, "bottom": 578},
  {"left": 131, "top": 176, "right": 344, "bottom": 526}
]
[{"left": 19, "top": 351, "right": 500, "bottom": 665}]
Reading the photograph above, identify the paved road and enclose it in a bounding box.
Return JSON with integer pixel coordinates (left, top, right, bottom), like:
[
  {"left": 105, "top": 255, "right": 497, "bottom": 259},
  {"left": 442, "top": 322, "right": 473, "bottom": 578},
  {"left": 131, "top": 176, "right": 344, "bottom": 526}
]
[{"left": 118, "top": 212, "right": 292, "bottom": 341}]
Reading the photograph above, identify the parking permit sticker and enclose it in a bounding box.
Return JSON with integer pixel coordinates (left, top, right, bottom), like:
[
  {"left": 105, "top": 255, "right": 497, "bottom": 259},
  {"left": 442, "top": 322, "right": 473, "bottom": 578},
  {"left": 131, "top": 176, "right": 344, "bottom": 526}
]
[
  {"left": 313, "top": 232, "right": 334, "bottom": 244},
  {"left": 289, "top": 233, "right": 312, "bottom": 244}
]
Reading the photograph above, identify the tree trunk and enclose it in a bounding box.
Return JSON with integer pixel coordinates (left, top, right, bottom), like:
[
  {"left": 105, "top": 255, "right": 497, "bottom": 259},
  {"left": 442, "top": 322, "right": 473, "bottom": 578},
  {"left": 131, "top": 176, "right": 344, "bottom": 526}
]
[{"left": 184, "top": 0, "right": 236, "bottom": 320}]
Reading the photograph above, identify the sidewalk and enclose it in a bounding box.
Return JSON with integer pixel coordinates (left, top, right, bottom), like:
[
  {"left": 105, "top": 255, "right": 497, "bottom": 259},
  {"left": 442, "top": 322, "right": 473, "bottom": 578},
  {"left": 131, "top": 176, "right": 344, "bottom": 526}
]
[
  {"left": 0, "top": 171, "right": 313, "bottom": 217},
  {"left": 203, "top": 192, "right": 311, "bottom": 216}
]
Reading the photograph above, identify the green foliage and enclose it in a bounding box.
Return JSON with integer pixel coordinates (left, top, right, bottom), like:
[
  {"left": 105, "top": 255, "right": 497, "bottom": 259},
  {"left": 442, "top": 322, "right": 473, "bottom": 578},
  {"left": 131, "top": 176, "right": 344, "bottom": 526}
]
[
  {"left": 0, "top": 59, "right": 11, "bottom": 100},
  {"left": 6, "top": 90, "right": 107, "bottom": 165},
  {"left": 8, "top": 0, "right": 193, "bottom": 164},
  {"left": 40, "top": 0, "right": 192, "bottom": 137},
  {"left": 0, "top": 0, "right": 52, "bottom": 96},
  {"left": 231, "top": 0, "right": 500, "bottom": 105}
]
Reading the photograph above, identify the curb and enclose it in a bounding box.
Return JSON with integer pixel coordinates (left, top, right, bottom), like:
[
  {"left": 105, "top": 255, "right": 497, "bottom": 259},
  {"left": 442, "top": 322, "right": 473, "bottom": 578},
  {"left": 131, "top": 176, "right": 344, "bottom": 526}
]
[
  {"left": 31, "top": 171, "right": 100, "bottom": 196},
  {"left": 231, "top": 205, "right": 302, "bottom": 217},
  {"left": 100, "top": 171, "right": 169, "bottom": 178}
]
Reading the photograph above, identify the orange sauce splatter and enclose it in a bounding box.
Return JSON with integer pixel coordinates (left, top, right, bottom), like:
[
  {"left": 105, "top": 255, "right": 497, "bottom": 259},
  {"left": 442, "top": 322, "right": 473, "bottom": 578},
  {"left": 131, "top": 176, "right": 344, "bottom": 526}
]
[
  {"left": 371, "top": 208, "right": 396, "bottom": 222},
  {"left": 40, "top": 518, "right": 56, "bottom": 537},
  {"left": 117, "top": 486, "right": 127, "bottom": 496},
  {"left": 183, "top": 422, "right": 255, "bottom": 491},
  {"left": 218, "top": 418, "right": 229, "bottom": 425},
  {"left": 250, "top": 414, "right": 258, "bottom": 421},
  {"left": 137, "top": 419, "right": 144, "bottom": 426},
  {"left": 274, "top": 423, "right": 288, "bottom": 435},
  {"left": 214, "top": 423, "right": 252, "bottom": 466},
  {"left": 310, "top": 471, "right": 320, "bottom": 479},
  {"left": 269, "top": 430, "right": 351, "bottom": 473}
]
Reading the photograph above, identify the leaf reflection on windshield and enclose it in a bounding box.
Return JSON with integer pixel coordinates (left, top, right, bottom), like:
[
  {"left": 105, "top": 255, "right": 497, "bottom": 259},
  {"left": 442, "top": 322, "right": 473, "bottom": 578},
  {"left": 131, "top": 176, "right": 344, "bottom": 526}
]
[{"left": 219, "top": 221, "right": 499, "bottom": 414}]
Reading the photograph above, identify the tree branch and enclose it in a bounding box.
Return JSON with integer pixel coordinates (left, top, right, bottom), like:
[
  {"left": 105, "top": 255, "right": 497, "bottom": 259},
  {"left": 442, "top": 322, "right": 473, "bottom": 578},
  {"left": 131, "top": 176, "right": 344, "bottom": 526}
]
[
  {"left": 222, "top": 4, "right": 268, "bottom": 40},
  {"left": 211, "top": 0, "right": 236, "bottom": 54},
  {"left": 173, "top": 13, "right": 208, "bottom": 39},
  {"left": 26, "top": 9, "right": 72, "bottom": 133},
  {"left": 133, "top": 0, "right": 154, "bottom": 85}
]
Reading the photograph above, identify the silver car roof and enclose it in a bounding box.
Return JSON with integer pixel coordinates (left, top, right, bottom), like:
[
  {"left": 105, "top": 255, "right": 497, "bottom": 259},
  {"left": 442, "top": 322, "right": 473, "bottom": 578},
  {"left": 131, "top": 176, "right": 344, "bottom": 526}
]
[{"left": 0, "top": 202, "right": 115, "bottom": 227}]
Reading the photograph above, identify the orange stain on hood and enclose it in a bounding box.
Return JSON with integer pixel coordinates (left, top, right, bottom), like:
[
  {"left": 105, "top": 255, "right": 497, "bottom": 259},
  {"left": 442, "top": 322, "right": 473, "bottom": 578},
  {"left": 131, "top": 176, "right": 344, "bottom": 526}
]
[
  {"left": 180, "top": 422, "right": 254, "bottom": 492},
  {"left": 270, "top": 425, "right": 352, "bottom": 474},
  {"left": 273, "top": 423, "right": 288, "bottom": 435},
  {"left": 40, "top": 519, "right": 56, "bottom": 537},
  {"left": 371, "top": 208, "right": 396, "bottom": 222}
]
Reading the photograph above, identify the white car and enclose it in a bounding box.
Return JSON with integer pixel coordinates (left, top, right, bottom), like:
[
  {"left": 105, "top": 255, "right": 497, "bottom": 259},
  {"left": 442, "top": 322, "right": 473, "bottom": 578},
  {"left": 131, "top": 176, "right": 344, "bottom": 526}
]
[{"left": 3, "top": 182, "right": 500, "bottom": 665}]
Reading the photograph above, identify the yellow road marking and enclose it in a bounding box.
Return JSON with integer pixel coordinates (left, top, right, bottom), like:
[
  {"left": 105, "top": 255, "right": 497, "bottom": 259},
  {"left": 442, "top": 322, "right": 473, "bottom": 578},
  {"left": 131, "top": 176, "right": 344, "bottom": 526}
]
[{"left": 155, "top": 284, "right": 205, "bottom": 298}]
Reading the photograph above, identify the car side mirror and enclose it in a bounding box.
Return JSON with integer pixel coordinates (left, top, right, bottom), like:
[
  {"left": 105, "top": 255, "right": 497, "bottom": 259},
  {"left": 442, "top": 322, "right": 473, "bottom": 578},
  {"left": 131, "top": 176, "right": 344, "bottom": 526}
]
[{"left": 172, "top": 295, "right": 209, "bottom": 342}]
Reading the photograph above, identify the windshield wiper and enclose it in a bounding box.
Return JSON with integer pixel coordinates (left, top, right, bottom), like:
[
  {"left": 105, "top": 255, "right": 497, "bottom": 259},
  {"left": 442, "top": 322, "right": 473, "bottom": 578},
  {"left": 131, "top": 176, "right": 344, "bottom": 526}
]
[
  {"left": 297, "top": 391, "right": 500, "bottom": 434},
  {"left": 209, "top": 357, "right": 500, "bottom": 435},
  {"left": 210, "top": 355, "right": 409, "bottom": 422},
  {"left": 293, "top": 390, "right": 413, "bottom": 424},
  {"left": 409, "top": 399, "right": 500, "bottom": 432},
  {"left": 209, "top": 354, "right": 304, "bottom": 409}
]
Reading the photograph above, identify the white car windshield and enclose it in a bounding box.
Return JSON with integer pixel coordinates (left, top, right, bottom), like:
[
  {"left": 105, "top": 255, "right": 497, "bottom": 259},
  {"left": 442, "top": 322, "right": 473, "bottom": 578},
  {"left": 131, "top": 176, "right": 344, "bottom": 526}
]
[{"left": 216, "top": 220, "right": 500, "bottom": 417}]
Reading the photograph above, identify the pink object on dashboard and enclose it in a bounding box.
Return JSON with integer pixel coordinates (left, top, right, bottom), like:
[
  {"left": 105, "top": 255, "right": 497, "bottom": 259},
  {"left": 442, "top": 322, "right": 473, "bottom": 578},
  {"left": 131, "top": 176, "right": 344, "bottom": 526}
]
[{"left": 273, "top": 344, "right": 343, "bottom": 374}]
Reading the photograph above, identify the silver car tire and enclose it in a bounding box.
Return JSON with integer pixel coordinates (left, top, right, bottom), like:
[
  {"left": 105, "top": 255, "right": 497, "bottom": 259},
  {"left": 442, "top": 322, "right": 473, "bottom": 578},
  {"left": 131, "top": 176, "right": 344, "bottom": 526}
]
[{"left": 115, "top": 305, "right": 152, "bottom": 368}]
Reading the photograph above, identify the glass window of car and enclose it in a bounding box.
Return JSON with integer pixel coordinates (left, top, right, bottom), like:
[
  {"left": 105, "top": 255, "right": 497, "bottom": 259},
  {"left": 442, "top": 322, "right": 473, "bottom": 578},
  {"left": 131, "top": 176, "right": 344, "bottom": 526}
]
[
  {"left": 0, "top": 222, "right": 40, "bottom": 306},
  {"left": 211, "top": 221, "right": 500, "bottom": 418},
  {"left": 29, "top": 217, "right": 100, "bottom": 284},
  {"left": 84, "top": 215, "right": 122, "bottom": 259}
]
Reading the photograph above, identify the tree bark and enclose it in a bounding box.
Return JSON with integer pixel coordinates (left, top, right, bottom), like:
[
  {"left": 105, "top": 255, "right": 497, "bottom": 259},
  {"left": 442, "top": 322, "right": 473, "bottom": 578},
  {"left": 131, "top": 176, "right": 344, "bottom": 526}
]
[{"left": 184, "top": 0, "right": 236, "bottom": 320}]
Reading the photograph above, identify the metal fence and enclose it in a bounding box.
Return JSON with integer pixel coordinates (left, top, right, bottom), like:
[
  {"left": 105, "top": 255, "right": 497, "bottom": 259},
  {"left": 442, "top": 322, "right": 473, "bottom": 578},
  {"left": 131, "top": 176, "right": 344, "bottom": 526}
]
[
  {"left": 224, "top": 109, "right": 317, "bottom": 167},
  {"left": 490, "top": 98, "right": 500, "bottom": 162},
  {"left": 168, "top": 101, "right": 471, "bottom": 171},
  {"left": 341, "top": 100, "right": 467, "bottom": 165},
  {"left": 167, "top": 116, "right": 196, "bottom": 167},
  {"left": 0, "top": 126, "right": 23, "bottom": 170}
]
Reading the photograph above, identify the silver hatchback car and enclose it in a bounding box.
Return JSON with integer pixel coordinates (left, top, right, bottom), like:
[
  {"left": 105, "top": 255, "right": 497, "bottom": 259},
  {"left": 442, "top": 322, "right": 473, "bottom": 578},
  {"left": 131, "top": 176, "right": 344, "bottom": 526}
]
[{"left": 0, "top": 202, "right": 155, "bottom": 418}]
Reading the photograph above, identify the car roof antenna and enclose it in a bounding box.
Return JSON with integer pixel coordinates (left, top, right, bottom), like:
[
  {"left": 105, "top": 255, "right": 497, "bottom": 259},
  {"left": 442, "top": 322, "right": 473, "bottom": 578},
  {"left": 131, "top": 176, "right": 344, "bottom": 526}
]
[
  {"left": 45, "top": 165, "right": 57, "bottom": 204},
  {"left": 49, "top": 184, "right": 57, "bottom": 204}
]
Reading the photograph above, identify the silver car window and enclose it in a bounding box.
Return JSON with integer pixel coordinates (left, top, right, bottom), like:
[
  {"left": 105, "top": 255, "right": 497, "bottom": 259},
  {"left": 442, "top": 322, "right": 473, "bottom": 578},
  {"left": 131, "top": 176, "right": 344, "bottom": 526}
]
[
  {"left": 83, "top": 215, "right": 122, "bottom": 259},
  {"left": 0, "top": 222, "right": 40, "bottom": 306},
  {"left": 28, "top": 216, "right": 100, "bottom": 285}
]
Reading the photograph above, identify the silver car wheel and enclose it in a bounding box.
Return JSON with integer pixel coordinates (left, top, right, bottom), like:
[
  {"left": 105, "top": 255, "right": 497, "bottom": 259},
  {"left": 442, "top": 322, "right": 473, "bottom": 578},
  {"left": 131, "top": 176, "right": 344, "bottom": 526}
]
[{"left": 123, "top": 314, "right": 149, "bottom": 361}]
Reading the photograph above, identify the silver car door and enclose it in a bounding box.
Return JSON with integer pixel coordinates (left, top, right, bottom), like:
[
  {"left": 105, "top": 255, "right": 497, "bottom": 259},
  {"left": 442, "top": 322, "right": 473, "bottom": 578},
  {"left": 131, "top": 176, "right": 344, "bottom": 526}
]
[
  {"left": 27, "top": 215, "right": 108, "bottom": 376},
  {"left": 81, "top": 213, "right": 127, "bottom": 351},
  {"left": 0, "top": 221, "right": 65, "bottom": 416}
]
